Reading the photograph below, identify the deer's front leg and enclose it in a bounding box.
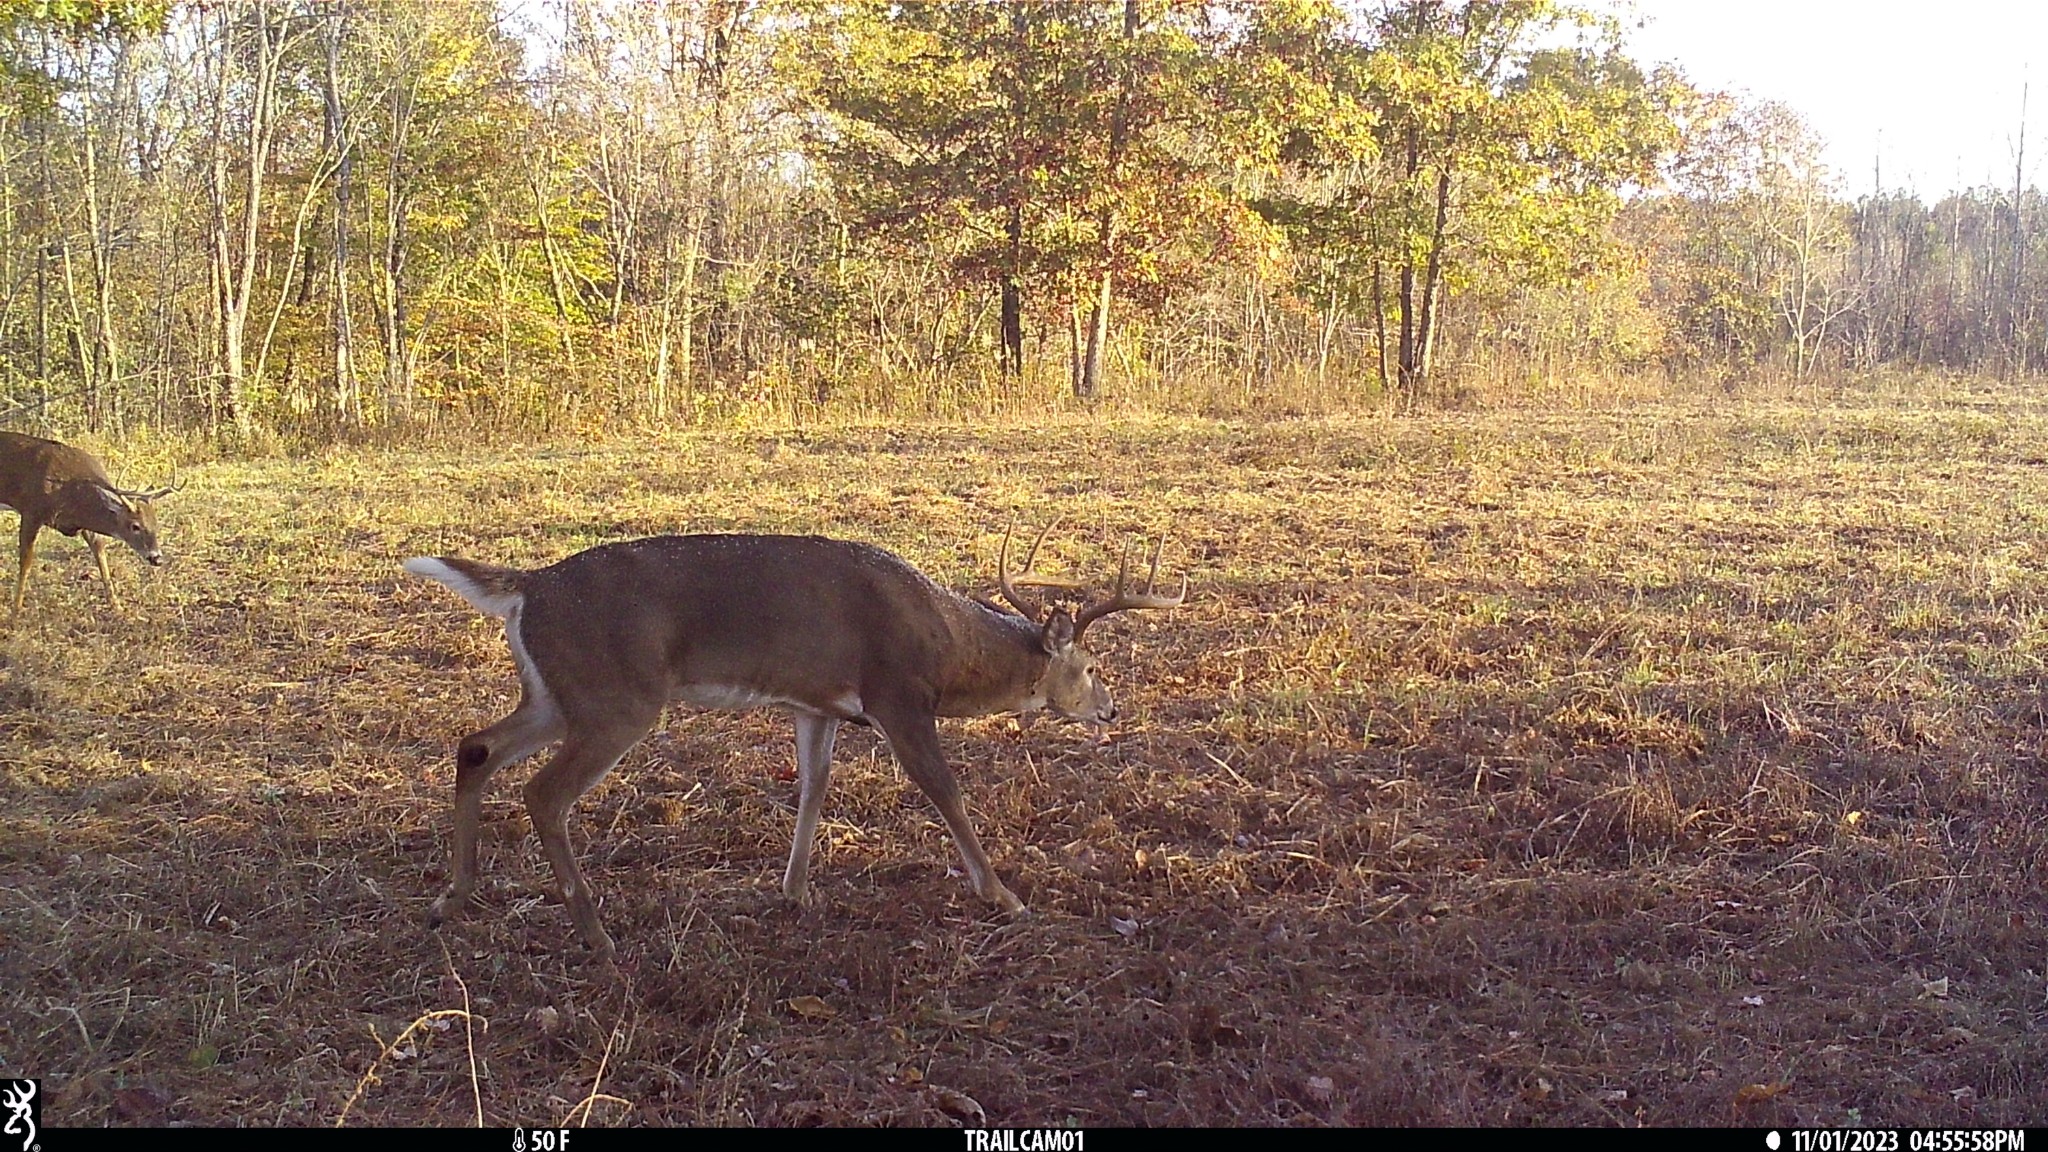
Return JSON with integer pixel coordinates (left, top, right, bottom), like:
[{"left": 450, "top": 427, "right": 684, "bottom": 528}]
[
  {"left": 782, "top": 711, "right": 840, "bottom": 904},
  {"left": 872, "top": 704, "right": 1025, "bottom": 915},
  {"left": 85, "top": 532, "right": 117, "bottom": 609},
  {"left": 12, "top": 518, "right": 40, "bottom": 617}
]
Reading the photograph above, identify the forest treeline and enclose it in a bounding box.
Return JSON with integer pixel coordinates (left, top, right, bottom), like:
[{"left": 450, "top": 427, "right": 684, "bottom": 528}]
[{"left": 0, "top": 0, "right": 2042, "bottom": 442}]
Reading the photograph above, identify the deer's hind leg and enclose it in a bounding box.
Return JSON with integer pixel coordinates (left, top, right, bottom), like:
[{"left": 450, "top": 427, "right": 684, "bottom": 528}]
[
  {"left": 426, "top": 695, "right": 564, "bottom": 930},
  {"left": 523, "top": 711, "right": 658, "bottom": 962}
]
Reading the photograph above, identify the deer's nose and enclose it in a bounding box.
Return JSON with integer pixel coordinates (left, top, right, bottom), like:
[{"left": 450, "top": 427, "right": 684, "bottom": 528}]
[{"left": 146, "top": 552, "right": 164, "bottom": 566}]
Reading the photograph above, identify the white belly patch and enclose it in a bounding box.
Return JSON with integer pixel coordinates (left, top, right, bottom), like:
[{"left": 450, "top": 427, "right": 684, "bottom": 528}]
[
  {"left": 672, "top": 683, "right": 865, "bottom": 718},
  {"left": 675, "top": 683, "right": 794, "bottom": 711}
]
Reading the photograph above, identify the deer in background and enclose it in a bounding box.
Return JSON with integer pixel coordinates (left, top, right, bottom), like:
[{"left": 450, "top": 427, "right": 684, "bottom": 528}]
[
  {"left": 0, "top": 431, "right": 174, "bottom": 618},
  {"left": 404, "top": 524, "right": 1186, "bottom": 962}
]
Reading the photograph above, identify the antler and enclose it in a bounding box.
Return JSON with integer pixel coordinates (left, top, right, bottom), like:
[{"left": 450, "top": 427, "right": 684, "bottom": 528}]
[
  {"left": 996, "top": 519, "right": 1084, "bottom": 620},
  {"left": 1071, "top": 531, "right": 1188, "bottom": 642},
  {"left": 115, "top": 465, "right": 180, "bottom": 501}
]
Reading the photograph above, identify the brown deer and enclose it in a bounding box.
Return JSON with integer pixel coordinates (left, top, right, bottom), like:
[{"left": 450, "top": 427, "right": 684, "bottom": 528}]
[
  {"left": 404, "top": 525, "right": 1185, "bottom": 961},
  {"left": 0, "top": 431, "right": 173, "bottom": 618}
]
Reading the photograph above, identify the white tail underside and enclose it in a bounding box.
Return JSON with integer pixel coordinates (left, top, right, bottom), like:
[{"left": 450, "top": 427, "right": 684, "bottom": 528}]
[{"left": 403, "top": 556, "right": 523, "bottom": 618}]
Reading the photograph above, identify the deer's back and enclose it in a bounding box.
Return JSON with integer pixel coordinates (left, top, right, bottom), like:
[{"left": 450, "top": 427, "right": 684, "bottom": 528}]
[
  {"left": 515, "top": 535, "right": 957, "bottom": 716},
  {"left": 0, "top": 433, "right": 111, "bottom": 512}
]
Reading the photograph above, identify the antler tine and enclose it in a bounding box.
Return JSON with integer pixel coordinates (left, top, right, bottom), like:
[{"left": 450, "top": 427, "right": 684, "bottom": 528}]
[
  {"left": 1020, "top": 515, "right": 1057, "bottom": 576},
  {"left": 996, "top": 520, "right": 1083, "bottom": 620},
  {"left": 116, "top": 465, "right": 180, "bottom": 501},
  {"left": 1072, "top": 528, "right": 1189, "bottom": 642},
  {"left": 996, "top": 523, "right": 1037, "bottom": 619}
]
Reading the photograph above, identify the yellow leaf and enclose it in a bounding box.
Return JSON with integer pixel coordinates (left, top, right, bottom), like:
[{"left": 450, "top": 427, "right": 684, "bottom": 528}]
[
  {"left": 1734, "top": 1082, "right": 1790, "bottom": 1107},
  {"left": 786, "top": 995, "right": 837, "bottom": 1020}
]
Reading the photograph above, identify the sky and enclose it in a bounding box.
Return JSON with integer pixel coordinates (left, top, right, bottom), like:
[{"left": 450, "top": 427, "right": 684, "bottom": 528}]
[{"left": 1606, "top": 1, "right": 2044, "bottom": 197}]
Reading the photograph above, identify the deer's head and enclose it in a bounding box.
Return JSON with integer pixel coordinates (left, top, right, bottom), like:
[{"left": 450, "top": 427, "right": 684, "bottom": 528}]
[
  {"left": 97, "top": 481, "right": 176, "bottom": 566},
  {"left": 997, "top": 522, "right": 1187, "bottom": 725}
]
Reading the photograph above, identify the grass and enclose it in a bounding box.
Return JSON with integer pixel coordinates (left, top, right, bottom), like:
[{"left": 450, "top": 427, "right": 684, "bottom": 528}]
[{"left": 2, "top": 378, "right": 2046, "bottom": 1126}]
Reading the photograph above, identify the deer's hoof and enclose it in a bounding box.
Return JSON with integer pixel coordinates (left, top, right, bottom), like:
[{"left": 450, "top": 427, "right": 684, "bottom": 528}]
[{"left": 424, "top": 893, "right": 468, "bottom": 930}]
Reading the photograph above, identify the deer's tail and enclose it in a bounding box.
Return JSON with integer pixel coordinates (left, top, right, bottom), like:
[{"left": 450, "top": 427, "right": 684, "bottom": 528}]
[{"left": 403, "top": 555, "right": 527, "bottom": 619}]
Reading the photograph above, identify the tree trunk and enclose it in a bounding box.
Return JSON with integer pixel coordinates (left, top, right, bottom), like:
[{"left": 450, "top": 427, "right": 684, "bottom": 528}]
[
  {"left": 1412, "top": 160, "right": 1453, "bottom": 401},
  {"left": 1069, "top": 290, "right": 1084, "bottom": 395},
  {"left": 207, "top": 3, "right": 288, "bottom": 443},
  {"left": 1078, "top": 0, "right": 1139, "bottom": 401},
  {"left": 999, "top": 6, "right": 1028, "bottom": 379},
  {"left": 76, "top": 72, "right": 123, "bottom": 432},
  {"left": 381, "top": 73, "right": 416, "bottom": 414},
  {"left": 33, "top": 33, "right": 52, "bottom": 422},
  {"left": 1000, "top": 203, "right": 1023, "bottom": 377},
  {"left": 1372, "top": 260, "right": 1390, "bottom": 396},
  {"left": 1080, "top": 266, "right": 1110, "bottom": 400},
  {"left": 325, "top": 2, "right": 359, "bottom": 426}
]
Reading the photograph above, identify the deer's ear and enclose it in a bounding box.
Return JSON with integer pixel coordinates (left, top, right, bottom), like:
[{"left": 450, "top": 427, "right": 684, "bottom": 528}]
[
  {"left": 1041, "top": 610, "right": 1075, "bottom": 654},
  {"left": 96, "top": 487, "right": 129, "bottom": 516}
]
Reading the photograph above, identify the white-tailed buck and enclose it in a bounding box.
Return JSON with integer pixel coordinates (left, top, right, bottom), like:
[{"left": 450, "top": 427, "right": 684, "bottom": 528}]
[
  {"left": 404, "top": 526, "right": 1185, "bottom": 961},
  {"left": 0, "top": 431, "right": 173, "bottom": 617}
]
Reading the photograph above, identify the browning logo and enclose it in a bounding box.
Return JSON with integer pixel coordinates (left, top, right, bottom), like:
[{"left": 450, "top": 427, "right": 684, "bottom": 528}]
[{"left": 0, "top": 1080, "right": 35, "bottom": 1152}]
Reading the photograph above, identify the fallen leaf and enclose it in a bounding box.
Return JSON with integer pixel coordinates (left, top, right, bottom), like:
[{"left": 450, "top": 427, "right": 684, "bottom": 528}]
[
  {"left": 1734, "top": 1082, "right": 1791, "bottom": 1107},
  {"left": 1741, "top": 995, "right": 1766, "bottom": 1007},
  {"left": 1110, "top": 915, "right": 1140, "bottom": 937},
  {"left": 530, "top": 1006, "right": 562, "bottom": 1035},
  {"left": 1921, "top": 977, "right": 1950, "bottom": 999},
  {"left": 1907, "top": 1087, "right": 1947, "bottom": 1105},
  {"left": 112, "top": 1085, "right": 173, "bottom": 1125},
  {"left": 1390, "top": 832, "right": 1437, "bottom": 854},
  {"left": 930, "top": 1086, "right": 985, "bottom": 1124},
  {"left": 786, "top": 995, "right": 838, "bottom": 1020},
  {"left": 1520, "top": 1077, "right": 1554, "bottom": 1104},
  {"left": 1620, "top": 960, "right": 1663, "bottom": 991},
  {"left": 1305, "top": 1075, "right": 1336, "bottom": 1104},
  {"left": 641, "top": 796, "right": 688, "bottom": 825},
  {"left": 1596, "top": 1088, "right": 1630, "bottom": 1104}
]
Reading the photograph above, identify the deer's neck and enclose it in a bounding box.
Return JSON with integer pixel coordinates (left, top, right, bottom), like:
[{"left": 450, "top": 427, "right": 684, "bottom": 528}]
[
  {"left": 48, "top": 479, "right": 113, "bottom": 534},
  {"left": 933, "top": 597, "right": 1050, "bottom": 718}
]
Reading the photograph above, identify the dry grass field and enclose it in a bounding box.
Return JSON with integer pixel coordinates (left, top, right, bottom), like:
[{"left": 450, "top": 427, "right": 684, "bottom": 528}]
[{"left": 3, "top": 380, "right": 2047, "bottom": 1126}]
